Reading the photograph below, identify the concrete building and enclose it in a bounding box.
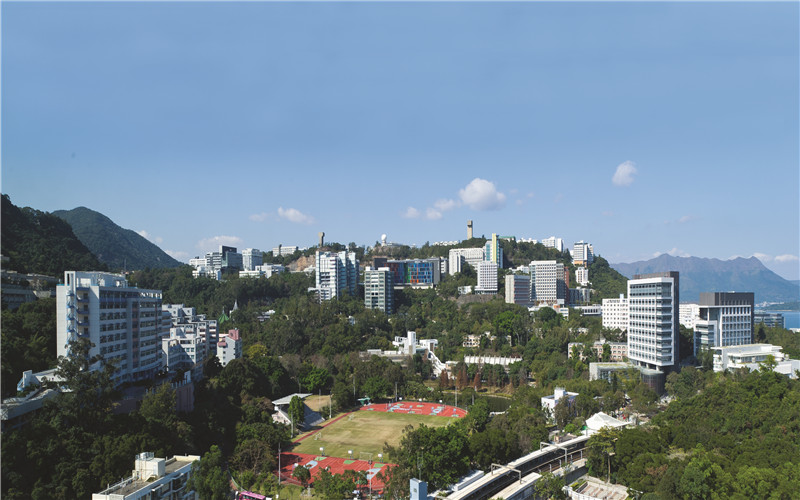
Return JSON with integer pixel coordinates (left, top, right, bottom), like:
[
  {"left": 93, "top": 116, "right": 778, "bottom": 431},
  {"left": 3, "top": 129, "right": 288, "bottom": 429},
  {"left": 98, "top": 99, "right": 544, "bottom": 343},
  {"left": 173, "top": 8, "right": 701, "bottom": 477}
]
[
  {"left": 162, "top": 326, "right": 207, "bottom": 380},
  {"left": 505, "top": 274, "right": 533, "bottom": 307},
  {"left": 190, "top": 245, "right": 243, "bottom": 278},
  {"left": 627, "top": 272, "right": 679, "bottom": 372},
  {"left": 484, "top": 233, "right": 504, "bottom": 268},
  {"left": 311, "top": 250, "right": 359, "bottom": 301},
  {"left": 57, "top": 271, "right": 165, "bottom": 386},
  {"left": 540, "top": 236, "right": 565, "bottom": 253},
  {"left": 572, "top": 241, "right": 594, "bottom": 266},
  {"left": 272, "top": 244, "right": 301, "bottom": 256},
  {"left": 576, "top": 266, "right": 589, "bottom": 286},
  {"left": 448, "top": 247, "right": 486, "bottom": 275},
  {"left": 364, "top": 266, "right": 394, "bottom": 314},
  {"left": 217, "top": 329, "right": 242, "bottom": 367},
  {"left": 239, "top": 263, "right": 286, "bottom": 279},
  {"left": 570, "top": 287, "right": 591, "bottom": 306},
  {"left": 162, "top": 304, "right": 218, "bottom": 353},
  {"left": 476, "top": 261, "right": 498, "bottom": 294},
  {"left": 679, "top": 303, "right": 701, "bottom": 329},
  {"left": 754, "top": 312, "right": 785, "bottom": 329},
  {"left": 241, "top": 248, "right": 263, "bottom": 271},
  {"left": 386, "top": 258, "right": 441, "bottom": 287},
  {"left": 530, "top": 260, "right": 567, "bottom": 305},
  {"left": 711, "top": 343, "right": 795, "bottom": 373},
  {"left": 569, "top": 340, "right": 628, "bottom": 362},
  {"left": 92, "top": 452, "right": 199, "bottom": 500},
  {"left": 541, "top": 387, "right": 578, "bottom": 416},
  {"left": 602, "top": 295, "right": 629, "bottom": 332},
  {"left": 693, "top": 292, "right": 754, "bottom": 356}
]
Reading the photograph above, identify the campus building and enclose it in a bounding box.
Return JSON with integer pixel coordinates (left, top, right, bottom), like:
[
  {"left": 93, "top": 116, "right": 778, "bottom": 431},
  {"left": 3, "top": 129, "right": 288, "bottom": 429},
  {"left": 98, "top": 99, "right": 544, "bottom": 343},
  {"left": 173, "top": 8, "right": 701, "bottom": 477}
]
[
  {"left": 754, "top": 312, "right": 785, "bottom": 329},
  {"left": 448, "top": 247, "right": 486, "bottom": 275},
  {"left": 241, "top": 248, "right": 263, "bottom": 271},
  {"left": 540, "top": 236, "right": 565, "bottom": 253},
  {"left": 484, "top": 233, "right": 504, "bottom": 268},
  {"left": 530, "top": 260, "right": 567, "bottom": 305},
  {"left": 693, "top": 292, "right": 754, "bottom": 356},
  {"left": 679, "top": 303, "right": 701, "bottom": 329},
  {"left": 311, "top": 250, "right": 359, "bottom": 301},
  {"left": 572, "top": 241, "right": 594, "bottom": 266},
  {"left": 57, "top": 272, "right": 165, "bottom": 386},
  {"left": 364, "top": 266, "right": 394, "bottom": 314},
  {"left": 161, "top": 326, "right": 207, "bottom": 380},
  {"left": 217, "top": 329, "right": 242, "bottom": 367},
  {"left": 162, "top": 304, "right": 218, "bottom": 352},
  {"left": 476, "top": 261, "right": 498, "bottom": 294},
  {"left": 576, "top": 266, "right": 589, "bottom": 286},
  {"left": 602, "top": 295, "right": 629, "bottom": 332},
  {"left": 386, "top": 258, "right": 441, "bottom": 287},
  {"left": 92, "top": 452, "right": 200, "bottom": 500},
  {"left": 190, "top": 245, "right": 244, "bottom": 278},
  {"left": 505, "top": 274, "right": 533, "bottom": 307},
  {"left": 627, "top": 272, "right": 679, "bottom": 372}
]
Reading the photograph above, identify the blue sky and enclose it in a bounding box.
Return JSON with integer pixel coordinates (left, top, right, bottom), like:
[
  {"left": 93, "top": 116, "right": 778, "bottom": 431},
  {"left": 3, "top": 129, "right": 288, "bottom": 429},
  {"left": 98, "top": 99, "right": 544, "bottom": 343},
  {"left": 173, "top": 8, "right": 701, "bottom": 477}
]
[{"left": 2, "top": 1, "right": 798, "bottom": 280}]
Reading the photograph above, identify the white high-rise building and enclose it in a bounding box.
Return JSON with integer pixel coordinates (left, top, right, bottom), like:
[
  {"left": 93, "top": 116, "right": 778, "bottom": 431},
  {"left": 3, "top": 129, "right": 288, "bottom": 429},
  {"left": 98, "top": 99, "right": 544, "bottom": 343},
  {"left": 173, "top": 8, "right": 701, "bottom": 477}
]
[
  {"left": 161, "top": 325, "right": 207, "bottom": 380},
  {"left": 679, "top": 303, "right": 700, "bottom": 329},
  {"left": 57, "top": 271, "right": 165, "bottom": 386},
  {"left": 694, "top": 292, "right": 754, "bottom": 356},
  {"left": 242, "top": 248, "right": 263, "bottom": 271},
  {"left": 312, "top": 250, "right": 359, "bottom": 301},
  {"left": 627, "top": 272, "right": 679, "bottom": 371},
  {"left": 530, "top": 260, "right": 566, "bottom": 305},
  {"left": 573, "top": 241, "right": 594, "bottom": 265},
  {"left": 476, "top": 261, "right": 498, "bottom": 294},
  {"left": 540, "top": 236, "right": 565, "bottom": 253},
  {"left": 448, "top": 247, "right": 486, "bottom": 275},
  {"left": 217, "top": 329, "right": 242, "bottom": 367},
  {"left": 602, "top": 294, "right": 629, "bottom": 332},
  {"left": 484, "top": 233, "right": 504, "bottom": 268},
  {"left": 576, "top": 266, "right": 589, "bottom": 286},
  {"left": 364, "top": 267, "right": 394, "bottom": 313}
]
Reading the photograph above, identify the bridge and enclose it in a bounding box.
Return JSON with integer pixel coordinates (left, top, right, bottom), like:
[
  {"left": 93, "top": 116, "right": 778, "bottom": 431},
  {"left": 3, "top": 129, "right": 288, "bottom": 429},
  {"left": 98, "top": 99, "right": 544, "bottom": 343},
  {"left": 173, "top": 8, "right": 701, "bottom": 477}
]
[{"left": 445, "top": 434, "right": 590, "bottom": 500}]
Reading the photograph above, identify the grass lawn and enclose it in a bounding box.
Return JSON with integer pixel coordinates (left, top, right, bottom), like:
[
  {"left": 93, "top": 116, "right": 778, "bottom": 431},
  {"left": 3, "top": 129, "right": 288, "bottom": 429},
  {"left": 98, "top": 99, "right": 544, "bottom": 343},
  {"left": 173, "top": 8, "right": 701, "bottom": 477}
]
[
  {"left": 303, "top": 394, "right": 332, "bottom": 413},
  {"left": 293, "top": 410, "right": 459, "bottom": 458}
]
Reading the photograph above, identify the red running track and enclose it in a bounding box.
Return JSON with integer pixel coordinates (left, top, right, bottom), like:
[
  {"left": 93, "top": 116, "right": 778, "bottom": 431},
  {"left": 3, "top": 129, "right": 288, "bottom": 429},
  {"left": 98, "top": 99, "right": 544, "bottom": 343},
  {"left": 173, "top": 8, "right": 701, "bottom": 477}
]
[
  {"left": 278, "top": 452, "right": 394, "bottom": 493},
  {"left": 360, "top": 402, "right": 467, "bottom": 418}
]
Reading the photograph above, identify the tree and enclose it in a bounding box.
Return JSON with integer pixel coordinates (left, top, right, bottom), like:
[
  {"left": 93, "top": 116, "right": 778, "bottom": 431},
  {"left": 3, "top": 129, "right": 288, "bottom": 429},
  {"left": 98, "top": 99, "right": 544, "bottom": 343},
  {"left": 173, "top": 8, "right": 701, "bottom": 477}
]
[
  {"left": 292, "top": 465, "right": 311, "bottom": 490},
  {"left": 587, "top": 427, "right": 621, "bottom": 482},
  {"left": 187, "top": 445, "right": 230, "bottom": 500},
  {"left": 553, "top": 397, "right": 573, "bottom": 429},
  {"left": 602, "top": 343, "right": 611, "bottom": 362},
  {"left": 534, "top": 472, "right": 566, "bottom": 500},
  {"left": 384, "top": 424, "right": 470, "bottom": 492},
  {"left": 289, "top": 395, "right": 305, "bottom": 431}
]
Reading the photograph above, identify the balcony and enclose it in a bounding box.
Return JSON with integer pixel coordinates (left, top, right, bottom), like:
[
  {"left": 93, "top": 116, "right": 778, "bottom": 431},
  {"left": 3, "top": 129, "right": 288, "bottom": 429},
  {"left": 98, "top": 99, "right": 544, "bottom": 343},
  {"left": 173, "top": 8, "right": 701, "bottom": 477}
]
[{"left": 77, "top": 319, "right": 90, "bottom": 326}]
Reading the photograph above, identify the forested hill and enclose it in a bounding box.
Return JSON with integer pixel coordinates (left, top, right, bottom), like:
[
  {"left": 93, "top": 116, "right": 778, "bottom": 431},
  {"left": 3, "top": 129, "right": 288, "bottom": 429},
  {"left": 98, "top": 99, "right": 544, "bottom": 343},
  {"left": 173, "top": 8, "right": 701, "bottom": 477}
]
[
  {"left": 53, "top": 206, "right": 182, "bottom": 270},
  {"left": 611, "top": 254, "right": 800, "bottom": 303},
  {"left": 1, "top": 194, "right": 106, "bottom": 276}
]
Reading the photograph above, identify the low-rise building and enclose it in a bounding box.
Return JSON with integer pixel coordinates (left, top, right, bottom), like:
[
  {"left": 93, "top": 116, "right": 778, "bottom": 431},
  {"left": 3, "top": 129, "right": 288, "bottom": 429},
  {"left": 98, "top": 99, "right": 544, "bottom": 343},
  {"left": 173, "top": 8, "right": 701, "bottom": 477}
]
[
  {"left": 712, "top": 343, "right": 799, "bottom": 376},
  {"left": 217, "top": 329, "right": 242, "bottom": 367},
  {"left": 92, "top": 452, "right": 200, "bottom": 500},
  {"left": 162, "top": 326, "right": 207, "bottom": 380},
  {"left": 541, "top": 387, "right": 578, "bottom": 416},
  {"left": 754, "top": 312, "right": 785, "bottom": 329},
  {"left": 569, "top": 340, "right": 627, "bottom": 362}
]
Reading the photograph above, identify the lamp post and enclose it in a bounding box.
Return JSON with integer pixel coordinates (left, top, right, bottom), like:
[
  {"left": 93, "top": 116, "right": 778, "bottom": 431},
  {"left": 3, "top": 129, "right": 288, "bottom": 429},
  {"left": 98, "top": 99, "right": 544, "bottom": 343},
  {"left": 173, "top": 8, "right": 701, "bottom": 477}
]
[{"left": 320, "top": 447, "right": 324, "bottom": 457}]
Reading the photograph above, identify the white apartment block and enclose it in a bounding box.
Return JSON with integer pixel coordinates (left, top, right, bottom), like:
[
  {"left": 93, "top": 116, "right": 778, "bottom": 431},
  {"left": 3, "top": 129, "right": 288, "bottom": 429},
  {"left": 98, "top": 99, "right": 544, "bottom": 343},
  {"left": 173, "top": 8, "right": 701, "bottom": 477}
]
[
  {"left": 679, "top": 303, "right": 700, "bottom": 329},
  {"left": 476, "top": 261, "right": 499, "bottom": 294},
  {"left": 217, "top": 329, "right": 242, "bottom": 367},
  {"left": 162, "top": 326, "right": 207, "bottom": 380},
  {"left": 57, "top": 272, "right": 165, "bottom": 386},
  {"left": 540, "top": 236, "right": 565, "bottom": 253},
  {"left": 162, "top": 304, "right": 218, "bottom": 351},
  {"left": 239, "top": 263, "right": 286, "bottom": 279},
  {"left": 572, "top": 241, "right": 594, "bottom": 265},
  {"left": 627, "top": 272, "right": 679, "bottom": 371},
  {"left": 505, "top": 274, "right": 532, "bottom": 307},
  {"left": 602, "top": 294, "right": 629, "bottom": 332},
  {"left": 530, "top": 260, "right": 567, "bottom": 305},
  {"left": 241, "top": 248, "right": 263, "bottom": 271},
  {"left": 364, "top": 266, "right": 394, "bottom": 314},
  {"left": 311, "top": 250, "right": 359, "bottom": 301},
  {"left": 576, "top": 266, "right": 589, "bottom": 286},
  {"left": 92, "top": 452, "right": 199, "bottom": 500},
  {"left": 448, "top": 247, "right": 486, "bottom": 275},
  {"left": 272, "top": 245, "right": 301, "bottom": 256},
  {"left": 694, "top": 292, "right": 754, "bottom": 356}
]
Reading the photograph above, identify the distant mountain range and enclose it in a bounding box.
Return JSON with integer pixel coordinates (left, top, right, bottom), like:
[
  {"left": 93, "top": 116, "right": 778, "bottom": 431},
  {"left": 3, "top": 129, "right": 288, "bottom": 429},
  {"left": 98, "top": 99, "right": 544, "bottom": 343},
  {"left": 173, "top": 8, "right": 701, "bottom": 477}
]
[
  {"left": 53, "top": 207, "right": 182, "bottom": 271},
  {"left": 611, "top": 254, "right": 800, "bottom": 304}
]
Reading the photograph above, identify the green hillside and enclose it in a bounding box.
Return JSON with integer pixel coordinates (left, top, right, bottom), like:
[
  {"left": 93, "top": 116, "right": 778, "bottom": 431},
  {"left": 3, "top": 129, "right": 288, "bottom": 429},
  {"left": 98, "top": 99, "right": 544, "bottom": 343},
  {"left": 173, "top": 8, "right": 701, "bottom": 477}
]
[
  {"left": 53, "top": 206, "right": 181, "bottom": 271},
  {"left": 1, "top": 194, "right": 106, "bottom": 276}
]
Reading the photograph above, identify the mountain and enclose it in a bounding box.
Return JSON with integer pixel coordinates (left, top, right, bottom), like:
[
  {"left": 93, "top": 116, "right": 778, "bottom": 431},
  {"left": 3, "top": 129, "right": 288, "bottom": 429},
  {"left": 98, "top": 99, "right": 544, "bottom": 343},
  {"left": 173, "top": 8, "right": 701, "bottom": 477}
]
[
  {"left": 611, "top": 254, "right": 800, "bottom": 303},
  {"left": 53, "top": 207, "right": 182, "bottom": 270},
  {"left": 1, "top": 194, "right": 106, "bottom": 276}
]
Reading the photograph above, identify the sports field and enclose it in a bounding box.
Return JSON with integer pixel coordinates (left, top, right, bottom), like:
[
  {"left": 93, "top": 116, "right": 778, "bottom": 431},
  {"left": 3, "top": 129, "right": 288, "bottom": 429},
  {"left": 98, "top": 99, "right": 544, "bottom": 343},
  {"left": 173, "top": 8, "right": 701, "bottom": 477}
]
[{"left": 292, "top": 408, "right": 460, "bottom": 458}]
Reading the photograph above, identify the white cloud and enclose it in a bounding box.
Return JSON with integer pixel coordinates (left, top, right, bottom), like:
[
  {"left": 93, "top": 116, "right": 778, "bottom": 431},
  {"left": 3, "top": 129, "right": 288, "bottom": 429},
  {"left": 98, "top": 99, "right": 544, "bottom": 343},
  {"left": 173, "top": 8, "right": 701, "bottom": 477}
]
[
  {"left": 526, "top": 192, "right": 534, "bottom": 199},
  {"left": 602, "top": 211, "right": 614, "bottom": 217},
  {"left": 249, "top": 212, "right": 271, "bottom": 222},
  {"left": 653, "top": 247, "right": 690, "bottom": 258},
  {"left": 136, "top": 230, "right": 162, "bottom": 244},
  {"left": 678, "top": 215, "right": 695, "bottom": 224},
  {"left": 515, "top": 199, "right": 524, "bottom": 206},
  {"left": 402, "top": 207, "right": 421, "bottom": 219},
  {"left": 196, "top": 235, "right": 244, "bottom": 253},
  {"left": 426, "top": 208, "right": 443, "bottom": 220},
  {"left": 165, "top": 250, "right": 190, "bottom": 262},
  {"left": 434, "top": 198, "right": 459, "bottom": 212},
  {"left": 775, "top": 254, "right": 799, "bottom": 263},
  {"left": 277, "top": 207, "right": 314, "bottom": 225},
  {"left": 753, "top": 252, "right": 772, "bottom": 262},
  {"left": 458, "top": 178, "right": 506, "bottom": 211},
  {"left": 750, "top": 253, "right": 798, "bottom": 264},
  {"left": 612, "top": 161, "right": 637, "bottom": 187}
]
